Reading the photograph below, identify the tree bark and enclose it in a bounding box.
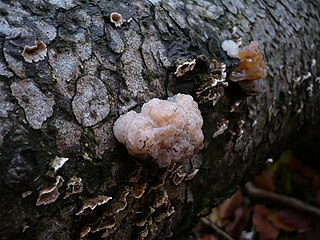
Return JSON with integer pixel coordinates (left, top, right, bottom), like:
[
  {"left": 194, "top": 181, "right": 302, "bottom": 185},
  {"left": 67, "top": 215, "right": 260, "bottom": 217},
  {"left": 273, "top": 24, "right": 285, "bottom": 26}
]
[{"left": 0, "top": 0, "right": 319, "bottom": 239}]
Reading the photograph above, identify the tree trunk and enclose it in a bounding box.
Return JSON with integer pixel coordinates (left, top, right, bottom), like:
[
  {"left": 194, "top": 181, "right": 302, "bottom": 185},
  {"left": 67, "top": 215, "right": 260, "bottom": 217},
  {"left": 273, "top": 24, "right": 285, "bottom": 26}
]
[{"left": 0, "top": 0, "right": 319, "bottom": 239}]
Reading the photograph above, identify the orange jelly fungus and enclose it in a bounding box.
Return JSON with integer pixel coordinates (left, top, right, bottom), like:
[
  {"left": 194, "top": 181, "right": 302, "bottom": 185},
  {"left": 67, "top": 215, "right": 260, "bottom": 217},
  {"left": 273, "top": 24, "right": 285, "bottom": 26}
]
[{"left": 229, "top": 41, "right": 268, "bottom": 82}]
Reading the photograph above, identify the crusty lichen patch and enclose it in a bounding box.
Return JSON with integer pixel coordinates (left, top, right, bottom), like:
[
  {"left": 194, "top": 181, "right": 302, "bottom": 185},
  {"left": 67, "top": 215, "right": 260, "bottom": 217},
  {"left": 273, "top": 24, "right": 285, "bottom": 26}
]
[
  {"left": 10, "top": 79, "right": 55, "bottom": 129},
  {"left": 72, "top": 75, "right": 110, "bottom": 127}
]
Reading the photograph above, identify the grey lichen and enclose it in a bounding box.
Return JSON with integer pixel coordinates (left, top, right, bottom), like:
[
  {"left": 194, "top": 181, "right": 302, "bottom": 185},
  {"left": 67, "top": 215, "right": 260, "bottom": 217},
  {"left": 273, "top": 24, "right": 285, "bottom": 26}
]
[
  {"left": 10, "top": 79, "right": 55, "bottom": 129},
  {"left": 121, "top": 29, "right": 148, "bottom": 98},
  {"left": 48, "top": 49, "right": 80, "bottom": 83},
  {"left": 72, "top": 75, "right": 110, "bottom": 127}
]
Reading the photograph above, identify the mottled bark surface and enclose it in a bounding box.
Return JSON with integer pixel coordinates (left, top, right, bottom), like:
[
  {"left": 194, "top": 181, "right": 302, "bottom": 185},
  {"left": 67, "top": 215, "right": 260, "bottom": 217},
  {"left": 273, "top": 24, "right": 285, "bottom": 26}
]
[{"left": 0, "top": 0, "right": 319, "bottom": 239}]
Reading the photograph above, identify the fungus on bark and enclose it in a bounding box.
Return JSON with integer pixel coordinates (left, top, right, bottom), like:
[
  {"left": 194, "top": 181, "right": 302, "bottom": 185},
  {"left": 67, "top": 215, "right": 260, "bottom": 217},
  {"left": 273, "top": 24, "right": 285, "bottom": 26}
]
[
  {"left": 174, "top": 59, "right": 196, "bottom": 77},
  {"left": 76, "top": 195, "right": 112, "bottom": 215},
  {"left": 222, "top": 40, "right": 268, "bottom": 93},
  {"left": 36, "top": 175, "right": 64, "bottom": 206},
  {"left": 110, "top": 12, "right": 124, "bottom": 28},
  {"left": 21, "top": 41, "right": 47, "bottom": 63},
  {"left": 221, "top": 40, "right": 240, "bottom": 58},
  {"left": 113, "top": 94, "right": 204, "bottom": 168},
  {"left": 50, "top": 156, "right": 69, "bottom": 173}
]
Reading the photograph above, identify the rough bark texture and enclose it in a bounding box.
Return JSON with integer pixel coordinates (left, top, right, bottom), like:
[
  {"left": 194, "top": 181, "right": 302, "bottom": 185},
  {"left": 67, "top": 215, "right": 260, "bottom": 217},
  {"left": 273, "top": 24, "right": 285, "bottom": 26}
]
[{"left": 0, "top": 0, "right": 319, "bottom": 239}]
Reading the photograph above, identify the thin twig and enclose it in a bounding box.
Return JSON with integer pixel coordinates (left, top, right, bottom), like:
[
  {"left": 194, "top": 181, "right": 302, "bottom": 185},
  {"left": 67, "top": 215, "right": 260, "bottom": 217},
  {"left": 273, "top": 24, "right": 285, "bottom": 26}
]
[
  {"left": 201, "top": 217, "right": 234, "bottom": 240},
  {"left": 245, "top": 182, "right": 320, "bottom": 218}
]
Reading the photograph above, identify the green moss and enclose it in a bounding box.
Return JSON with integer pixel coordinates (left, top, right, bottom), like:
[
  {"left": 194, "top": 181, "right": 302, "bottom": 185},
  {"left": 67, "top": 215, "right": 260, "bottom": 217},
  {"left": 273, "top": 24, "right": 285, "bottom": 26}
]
[{"left": 51, "top": 36, "right": 76, "bottom": 53}]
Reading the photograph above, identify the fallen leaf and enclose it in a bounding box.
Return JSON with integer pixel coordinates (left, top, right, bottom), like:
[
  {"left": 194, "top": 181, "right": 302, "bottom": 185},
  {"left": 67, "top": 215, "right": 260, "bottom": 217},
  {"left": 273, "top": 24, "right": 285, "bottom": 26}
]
[
  {"left": 287, "top": 153, "right": 317, "bottom": 179},
  {"left": 267, "top": 212, "right": 295, "bottom": 232},
  {"left": 202, "top": 234, "right": 217, "bottom": 240},
  {"left": 294, "top": 229, "right": 320, "bottom": 240},
  {"left": 252, "top": 171, "right": 275, "bottom": 192},
  {"left": 225, "top": 206, "right": 249, "bottom": 236},
  {"left": 207, "top": 208, "right": 229, "bottom": 227},
  {"left": 277, "top": 209, "right": 311, "bottom": 232},
  {"left": 253, "top": 205, "right": 279, "bottom": 240},
  {"left": 217, "top": 190, "right": 243, "bottom": 219}
]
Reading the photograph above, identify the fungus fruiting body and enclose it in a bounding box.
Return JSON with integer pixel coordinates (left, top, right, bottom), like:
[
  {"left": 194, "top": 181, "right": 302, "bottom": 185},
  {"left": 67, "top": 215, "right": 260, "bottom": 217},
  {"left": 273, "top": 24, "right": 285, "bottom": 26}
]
[
  {"left": 76, "top": 195, "right": 112, "bottom": 215},
  {"left": 195, "top": 59, "right": 228, "bottom": 105},
  {"left": 36, "top": 175, "right": 64, "bottom": 206},
  {"left": 50, "top": 156, "right": 69, "bottom": 172},
  {"left": 222, "top": 40, "right": 268, "bottom": 93},
  {"left": 228, "top": 41, "right": 268, "bottom": 82},
  {"left": 113, "top": 94, "right": 204, "bottom": 168},
  {"left": 174, "top": 59, "right": 196, "bottom": 77},
  {"left": 221, "top": 40, "right": 239, "bottom": 58},
  {"left": 110, "top": 12, "right": 124, "bottom": 27},
  {"left": 22, "top": 41, "right": 47, "bottom": 63}
]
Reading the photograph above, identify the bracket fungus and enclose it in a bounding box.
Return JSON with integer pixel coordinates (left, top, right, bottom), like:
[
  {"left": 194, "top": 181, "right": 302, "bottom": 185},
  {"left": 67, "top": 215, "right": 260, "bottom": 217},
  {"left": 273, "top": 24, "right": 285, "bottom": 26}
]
[
  {"left": 76, "top": 195, "right": 112, "bottom": 215},
  {"left": 113, "top": 94, "right": 204, "bottom": 168},
  {"left": 110, "top": 12, "right": 124, "bottom": 28},
  {"left": 195, "top": 59, "right": 228, "bottom": 105},
  {"left": 174, "top": 59, "right": 196, "bottom": 77},
  {"left": 36, "top": 175, "right": 64, "bottom": 206},
  {"left": 22, "top": 41, "right": 47, "bottom": 63},
  {"left": 222, "top": 40, "right": 268, "bottom": 93}
]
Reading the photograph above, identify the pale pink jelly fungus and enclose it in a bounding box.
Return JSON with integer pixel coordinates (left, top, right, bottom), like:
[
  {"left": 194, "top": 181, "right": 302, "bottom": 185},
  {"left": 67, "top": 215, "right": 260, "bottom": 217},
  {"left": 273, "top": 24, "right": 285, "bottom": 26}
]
[{"left": 113, "top": 94, "right": 204, "bottom": 168}]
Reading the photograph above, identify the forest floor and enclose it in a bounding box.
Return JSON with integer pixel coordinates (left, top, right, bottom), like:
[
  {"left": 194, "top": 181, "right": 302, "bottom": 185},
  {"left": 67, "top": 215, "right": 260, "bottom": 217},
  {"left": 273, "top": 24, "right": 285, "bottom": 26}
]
[{"left": 193, "top": 129, "right": 320, "bottom": 240}]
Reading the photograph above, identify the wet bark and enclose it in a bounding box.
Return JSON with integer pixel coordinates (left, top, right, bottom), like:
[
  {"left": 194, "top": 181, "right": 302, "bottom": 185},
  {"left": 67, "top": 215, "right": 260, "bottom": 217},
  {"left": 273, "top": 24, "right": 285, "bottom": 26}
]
[{"left": 0, "top": 0, "right": 319, "bottom": 239}]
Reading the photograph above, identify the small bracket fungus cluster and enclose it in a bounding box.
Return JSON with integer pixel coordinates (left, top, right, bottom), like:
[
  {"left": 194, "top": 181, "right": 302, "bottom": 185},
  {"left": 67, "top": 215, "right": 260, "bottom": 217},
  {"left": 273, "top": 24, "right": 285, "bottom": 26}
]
[
  {"left": 212, "top": 119, "right": 229, "bottom": 138},
  {"left": 195, "top": 59, "right": 228, "bottom": 105},
  {"left": 174, "top": 59, "right": 196, "bottom": 77},
  {"left": 36, "top": 174, "right": 64, "bottom": 206},
  {"left": 110, "top": 12, "right": 132, "bottom": 28},
  {"left": 64, "top": 176, "right": 83, "bottom": 199},
  {"left": 113, "top": 93, "right": 204, "bottom": 168},
  {"left": 22, "top": 41, "right": 47, "bottom": 63},
  {"left": 35, "top": 156, "right": 69, "bottom": 206},
  {"left": 222, "top": 39, "right": 268, "bottom": 93},
  {"left": 76, "top": 195, "right": 112, "bottom": 215},
  {"left": 78, "top": 157, "right": 200, "bottom": 239}
]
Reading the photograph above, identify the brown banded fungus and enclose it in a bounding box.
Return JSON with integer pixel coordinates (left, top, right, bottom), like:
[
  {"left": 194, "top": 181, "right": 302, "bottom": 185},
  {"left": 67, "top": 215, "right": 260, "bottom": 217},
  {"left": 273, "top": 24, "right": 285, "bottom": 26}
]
[
  {"left": 76, "top": 195, "right": 112, "bottom": 215},
  {"left": 174, "top": 59, "right": 196, "bottom": 77},
  {"left": 113, "top": 94, "right": 204, "bottom": 168},
  {"left": 22, "top": 41, "right": 47, "bottom": 63},
  {"left": 36, "top": 175, "right": 64, "bottom": 206}
]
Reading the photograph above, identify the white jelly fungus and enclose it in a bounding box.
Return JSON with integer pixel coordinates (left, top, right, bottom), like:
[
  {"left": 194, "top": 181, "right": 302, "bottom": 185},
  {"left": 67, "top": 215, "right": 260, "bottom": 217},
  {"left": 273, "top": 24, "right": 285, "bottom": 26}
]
[
  {"left": 221, "top": 40, "right": 239, "bottom": 58},
  {"left": 113, "top": 94, "right": 204, "bottom": 168}
]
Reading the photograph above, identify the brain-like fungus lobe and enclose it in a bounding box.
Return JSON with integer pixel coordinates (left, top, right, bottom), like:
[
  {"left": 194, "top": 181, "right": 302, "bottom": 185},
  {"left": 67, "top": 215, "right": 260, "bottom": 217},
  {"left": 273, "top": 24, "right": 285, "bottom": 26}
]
[{"left": 113, "top": 94, "right": 204, "bottom": 168}]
